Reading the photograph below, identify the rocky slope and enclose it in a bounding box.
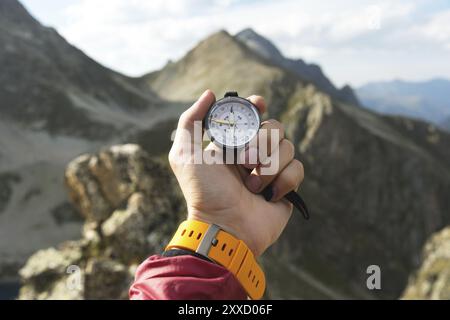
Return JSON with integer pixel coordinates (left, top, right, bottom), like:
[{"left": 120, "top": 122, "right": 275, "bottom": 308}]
[
  {"left": 19, "top": 143, "right": 450, "bottom": 300},
  {"left": 275, "top": 86, "right": 450, "bottom": 299},
  {"left": 402, "top": 227, "right": 450, "bottom": 299},
  {"left": 0, "top": 0, "right": 184, "bottom": 282},
  {"left": 19, "top": 145, "right": 185, "bottom": 299},
  {"left": 0, "top": 0, "right": 166, "bottom": 138}
]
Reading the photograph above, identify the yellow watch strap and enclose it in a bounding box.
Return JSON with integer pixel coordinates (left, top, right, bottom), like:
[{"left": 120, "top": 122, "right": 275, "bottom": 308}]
[{"left": 165, "top": 219, "right": 266, "bottom": 300}]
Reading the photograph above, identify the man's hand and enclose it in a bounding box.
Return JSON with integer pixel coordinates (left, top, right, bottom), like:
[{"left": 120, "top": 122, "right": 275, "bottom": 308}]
[{"left": 168, "top": 90, "right": 304, "bottom": 257}]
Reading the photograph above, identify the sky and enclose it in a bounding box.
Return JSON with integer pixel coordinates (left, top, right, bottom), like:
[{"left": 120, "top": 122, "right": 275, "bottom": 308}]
[{"left": 20, "top": 0, "right": 450, "bottom": 87}]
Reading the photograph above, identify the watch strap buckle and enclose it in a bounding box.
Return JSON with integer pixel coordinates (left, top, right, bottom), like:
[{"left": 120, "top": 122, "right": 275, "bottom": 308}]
[{"left": 196, "top": 224, "right": 220, "bottom": 257}]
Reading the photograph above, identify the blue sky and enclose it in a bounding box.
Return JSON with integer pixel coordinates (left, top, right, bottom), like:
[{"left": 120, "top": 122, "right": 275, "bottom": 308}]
[{"left": 21, "top": 0, "right": 450, "bottom": 87}]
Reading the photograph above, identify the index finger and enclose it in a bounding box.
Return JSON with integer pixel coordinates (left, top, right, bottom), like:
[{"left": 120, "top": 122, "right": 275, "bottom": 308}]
[{"left": 247, "top": 95, "right": 266, "bottom": 114}]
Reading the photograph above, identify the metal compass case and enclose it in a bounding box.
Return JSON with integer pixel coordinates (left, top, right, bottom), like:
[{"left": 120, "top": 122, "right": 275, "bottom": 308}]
[
  {"left": 204, "top": 92, "right": 309, "bottom": 220},
  {"left": 205, "top": 92, "right": 261, "bottom": 150}
]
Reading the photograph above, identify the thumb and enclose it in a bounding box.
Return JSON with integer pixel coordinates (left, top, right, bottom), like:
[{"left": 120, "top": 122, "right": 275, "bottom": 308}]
[
  {"left": 178, "top": 89, "right": 216, "bottom": 131},
  {"left": 171, "top": 90, "right": 215, "bottom": 161}
]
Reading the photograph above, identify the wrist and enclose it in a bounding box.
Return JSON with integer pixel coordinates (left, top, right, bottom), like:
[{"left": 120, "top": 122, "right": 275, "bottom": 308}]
[
  {"left": 165, "top": 219, "right": 266, "bottom": 299},
  {"left": 187, "top": 210, "right": 261, "bottom": 257}
]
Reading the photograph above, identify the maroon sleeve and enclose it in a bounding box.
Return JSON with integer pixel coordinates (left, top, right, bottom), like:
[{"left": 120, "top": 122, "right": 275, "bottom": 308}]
[{"left": 129, "top": 255, "right": 247, "bottom": 300}]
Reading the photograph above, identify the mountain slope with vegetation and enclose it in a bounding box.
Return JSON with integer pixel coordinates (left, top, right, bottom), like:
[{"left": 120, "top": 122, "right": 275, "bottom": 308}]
[
  {"left": 142, "top": 29, "right": 450, "bottom": 299},
  {"left": 0, "top": 0, "right": 184, "bottom": 282}
]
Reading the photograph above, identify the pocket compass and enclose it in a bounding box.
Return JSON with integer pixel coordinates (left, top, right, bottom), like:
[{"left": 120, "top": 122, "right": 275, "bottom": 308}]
[{"left": 205, "top": 92, "right": 260, "bottom": 150}]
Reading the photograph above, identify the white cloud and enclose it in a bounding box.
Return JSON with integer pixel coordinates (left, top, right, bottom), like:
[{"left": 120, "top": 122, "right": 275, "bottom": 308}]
[
  {"left": 39, "top": 0, "right": 450, "bottom": 86},
  {"left": 415, "top": 9, "right": 450, "bottom": 48}
]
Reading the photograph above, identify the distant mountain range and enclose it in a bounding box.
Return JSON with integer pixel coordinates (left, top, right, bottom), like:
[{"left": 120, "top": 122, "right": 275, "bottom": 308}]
[
  {"left": 357, "top": 79, "right": 450, "bottom": 130},
  {"left": 2, "top": 0, "right": 450, "bottom": 300}
]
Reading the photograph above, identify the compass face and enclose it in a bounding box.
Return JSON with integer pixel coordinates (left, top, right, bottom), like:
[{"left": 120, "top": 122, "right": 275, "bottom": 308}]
[{"left": 205, "top": 97, "right": 260, "bottom": 149}]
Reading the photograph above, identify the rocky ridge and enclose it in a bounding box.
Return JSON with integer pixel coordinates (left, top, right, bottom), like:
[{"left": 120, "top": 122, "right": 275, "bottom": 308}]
[{"left": 402, "top": 227, "right": 450, "bottom": 299}]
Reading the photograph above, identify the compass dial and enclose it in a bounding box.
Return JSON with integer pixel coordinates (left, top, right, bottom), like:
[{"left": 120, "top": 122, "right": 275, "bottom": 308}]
[{"left": 206, "top": 96, "right": 260, "bottom": 149}]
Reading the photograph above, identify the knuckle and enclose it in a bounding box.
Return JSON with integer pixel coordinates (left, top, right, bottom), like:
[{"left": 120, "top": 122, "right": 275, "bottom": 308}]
[
  {"left": 168, "top": 146, "right": 185, "bottom": 170},
  {"left": 271, "top": 119, "right": 284, "bottom": 131},
  {"left": 250, "top": 95, "right": 264, "bottom": 103},
  {"left": 255, "top": 95, "right": 265, "bottom": 101},
  {"left": 284, "top": 174, "right": 298, "bottom": 190},
  {"left": 168, "top": 148, "right": 177, "bottom": 166},
  {"left": 268, "top": 119, "right": 282, "bottom": 128},
  {"left": 263, "top": 120, "right": 284, "bottom": 140},
  {"left": 272, "top": 120, "right": 285, "bottom": 139},
  {"left": 262, "top": 119, "right": 278, "bottom": 127},
  {"left": 178, "top": 111, "right": 190, "bottom": 126},
  {"left": 283, "top": 139, "right": 295, "bottom": 158},
  {"left": 255, "top": 96, "right": 266, "bottom": 108},
  {"left": 293, "top": 159, "right": 304, "bottom": 180}
]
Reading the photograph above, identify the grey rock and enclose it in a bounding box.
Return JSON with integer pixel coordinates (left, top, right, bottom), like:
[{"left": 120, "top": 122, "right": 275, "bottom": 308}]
[
  {"left": 18, "top": 241, "right": 85, "bottom": 300},
  {"left": 19, "top": 144, "right": 184, "bottom": 299},
  {"left": 402, "top": 227, "right": 450, "bottom": 299},
  {"left": 84, "top": 258, "right": 134, "bottom": 300},
  {"left": 65, "top": 154, "right": 113, "bottom": 223}
]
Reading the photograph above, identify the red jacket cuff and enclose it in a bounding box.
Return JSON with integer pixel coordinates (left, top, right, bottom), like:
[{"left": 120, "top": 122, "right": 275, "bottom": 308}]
[{"left": 129, "top": 255, "right": 247, "bottom": 300}]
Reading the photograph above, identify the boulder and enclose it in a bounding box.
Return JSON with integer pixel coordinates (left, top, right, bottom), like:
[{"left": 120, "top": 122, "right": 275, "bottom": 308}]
[
  {"left": 18, "top": 240, "right": 85, "bottom": 300},
  {"left": 84, "top": 258, "right": 135, "bottom": 300},
  {"left": 18, "top": 144, "right": 184, "bottom": 299},
  {"left": 65, "top": 154, "right": 112, "bottom": 223},
  {"left": 402, "top": 227, "right": 450, "bottom": 299}
]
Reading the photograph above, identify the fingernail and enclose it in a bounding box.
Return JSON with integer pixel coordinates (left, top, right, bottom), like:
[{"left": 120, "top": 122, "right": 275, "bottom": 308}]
[
  {"left": 270, "top": 186, "right": 277, "bottom": 201},
  {"left": 246, "top": 175, "right": 262, "bottom": 193},
  {"left": 262, "top": 186, "right": 274, "bottom": 201}
]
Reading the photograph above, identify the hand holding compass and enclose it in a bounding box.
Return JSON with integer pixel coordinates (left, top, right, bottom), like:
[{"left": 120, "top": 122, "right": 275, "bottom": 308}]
[{"left": 169, "top": 90, "right": 307, "bottom": 257}]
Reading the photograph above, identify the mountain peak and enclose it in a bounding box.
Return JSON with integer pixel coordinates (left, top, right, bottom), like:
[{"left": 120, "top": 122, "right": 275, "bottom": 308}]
[
  {"left": 203, "top": 29, "right": 232, "bottom": 41},
  {"left": 235, "top": 28, "right": 284, "bottom": 63},
  {"left": 235, "top": 28, "right": 360, "bottom": 106},
  {"left": 0, "top": 0, "right": 40, "bottom": 29},
  {"left": 143, "top": 28, "right": 286, "bottom": 101},
  {"left": 236, "top": 27, "right": 265, "bottom": 41}
]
